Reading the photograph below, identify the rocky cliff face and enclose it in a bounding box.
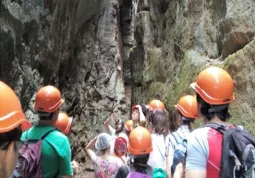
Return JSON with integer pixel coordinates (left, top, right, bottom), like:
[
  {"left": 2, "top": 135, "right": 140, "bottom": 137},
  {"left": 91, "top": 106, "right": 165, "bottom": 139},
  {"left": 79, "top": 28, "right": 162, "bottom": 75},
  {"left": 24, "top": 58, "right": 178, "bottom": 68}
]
[
  {"left": 130, "top": 0, "right": 255, "bottom": 132},
  {"left": 1, "top": 0, "right": 255, "bottom": 176},
  {"left": 0, "top": 0, "right": 130, "bottom": 175}
]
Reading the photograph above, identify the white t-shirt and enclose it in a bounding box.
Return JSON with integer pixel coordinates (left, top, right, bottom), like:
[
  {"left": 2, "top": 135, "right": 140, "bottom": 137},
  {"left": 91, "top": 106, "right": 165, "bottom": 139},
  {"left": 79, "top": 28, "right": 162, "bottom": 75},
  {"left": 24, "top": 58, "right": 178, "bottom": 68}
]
[{"left": 147, "top": 134, "right": 170, "bottom": 169}]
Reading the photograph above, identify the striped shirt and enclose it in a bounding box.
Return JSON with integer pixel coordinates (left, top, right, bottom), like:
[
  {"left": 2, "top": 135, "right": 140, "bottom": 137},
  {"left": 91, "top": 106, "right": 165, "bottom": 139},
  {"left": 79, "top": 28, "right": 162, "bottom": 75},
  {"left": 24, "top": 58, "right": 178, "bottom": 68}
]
[{"left": 168, "top": 125, "right": 191, "bottom": 149}]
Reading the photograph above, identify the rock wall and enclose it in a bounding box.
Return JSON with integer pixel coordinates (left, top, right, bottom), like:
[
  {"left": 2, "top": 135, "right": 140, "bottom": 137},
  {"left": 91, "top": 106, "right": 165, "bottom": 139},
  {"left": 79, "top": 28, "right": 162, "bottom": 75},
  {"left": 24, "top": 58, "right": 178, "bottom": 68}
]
[
  {"left": 0, "top": 0, "right": 131, "bottom": 175},
  {"left": 1, "top": 0, "right": 255, "bottom": 176},
  {"left": 130, "top": 0, "right": 255, "bottom": 134}
]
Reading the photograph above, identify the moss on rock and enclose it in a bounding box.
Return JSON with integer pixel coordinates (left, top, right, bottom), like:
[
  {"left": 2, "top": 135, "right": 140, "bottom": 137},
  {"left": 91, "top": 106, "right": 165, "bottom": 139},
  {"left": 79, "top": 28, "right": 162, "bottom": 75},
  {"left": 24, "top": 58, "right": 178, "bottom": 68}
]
[
  {"left": 223, "top": 39, "right": 255, "bottom": 135},
  {"left": 164, "top": 50, "right": 205, "bottom": 109}
]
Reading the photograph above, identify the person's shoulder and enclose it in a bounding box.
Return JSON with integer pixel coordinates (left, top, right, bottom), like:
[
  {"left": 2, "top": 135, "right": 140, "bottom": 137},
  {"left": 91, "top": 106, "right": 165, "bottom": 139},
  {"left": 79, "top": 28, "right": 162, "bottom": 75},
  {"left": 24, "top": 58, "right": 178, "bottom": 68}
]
[
  {"left": 109, "top": 156, "right": 122, "bottom": 165},
  {"left": 191, "top": 126, "right": 210, "bottom": 137},
  {"left": 47, "top": 129, "right": 70, "bottom": 145},
  {"left": 45, "top": 129, "right": 71, "bottom": 155},
  {"left": 50, "top": 129, "right": 68, "bottom": 139}
]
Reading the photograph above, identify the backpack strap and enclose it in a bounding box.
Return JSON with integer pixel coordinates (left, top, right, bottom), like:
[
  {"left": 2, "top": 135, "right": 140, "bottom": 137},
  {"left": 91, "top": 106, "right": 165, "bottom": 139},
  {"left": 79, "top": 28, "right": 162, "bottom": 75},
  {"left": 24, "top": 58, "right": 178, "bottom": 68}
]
[
  {"left": 40, "top": 129, "right": 56, "bottom": 140},
  {"left": 171, "top": 132, "right": 183, "bottom": 145},
  {"left": 204, "top": 122, "right": 226, "bottom": 134},
  {"left": 26, "top": 129, "right": 57, "bottom": 142}
]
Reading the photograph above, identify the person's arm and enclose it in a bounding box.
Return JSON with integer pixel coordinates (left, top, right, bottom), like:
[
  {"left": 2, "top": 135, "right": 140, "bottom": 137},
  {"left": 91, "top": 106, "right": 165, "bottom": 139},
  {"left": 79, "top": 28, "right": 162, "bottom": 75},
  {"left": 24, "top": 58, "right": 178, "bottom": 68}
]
[
  {"left": 136, "top": 105, "right": 146, "bottom": 126},
  {"left": 71, "top": 160, "right": 79, "bottom": 177},
  {"left": 185, "top": 170, "right": 206, "bottom": 178},
  {"left": 104, "top": 115, "right": 113, "bottom": 133},
  {"left": 85, "top": 137, "right": 97, "bottom": 160},
  {"left": 173, "top": 163, "right": 184, "bottom": 178},
  {"left": 59, "top": 138, "right": 73, "bottom": 178},
  {"left": 104, "top": 113, "right": 117, "bottom": 135},
  {"left": 166, "top": 142, "right": 174, "bottom": 178}
]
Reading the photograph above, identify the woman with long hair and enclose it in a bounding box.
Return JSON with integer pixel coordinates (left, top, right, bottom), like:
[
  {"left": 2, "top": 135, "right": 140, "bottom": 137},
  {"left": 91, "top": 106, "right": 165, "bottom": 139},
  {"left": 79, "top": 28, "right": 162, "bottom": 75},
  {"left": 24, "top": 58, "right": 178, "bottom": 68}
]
[{"left": 147, "top": 109, "right": 171, "bottom": 171}]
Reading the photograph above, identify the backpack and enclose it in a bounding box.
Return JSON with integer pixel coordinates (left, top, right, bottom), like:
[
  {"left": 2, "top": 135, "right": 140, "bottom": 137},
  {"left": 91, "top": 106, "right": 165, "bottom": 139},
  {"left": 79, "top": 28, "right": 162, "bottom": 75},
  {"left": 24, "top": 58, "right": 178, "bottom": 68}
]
[
  {"left": 205, "top": 123, "right": 255, "bottom": 178},
  {"left": 169, "top": 132, "right": 187, "bottom": 174},
  {"left": 11, "top": 129, "right": 57, "bottom": 178},
  {"left": 127, "top": 172, "right": 151, "bottom": 178}
]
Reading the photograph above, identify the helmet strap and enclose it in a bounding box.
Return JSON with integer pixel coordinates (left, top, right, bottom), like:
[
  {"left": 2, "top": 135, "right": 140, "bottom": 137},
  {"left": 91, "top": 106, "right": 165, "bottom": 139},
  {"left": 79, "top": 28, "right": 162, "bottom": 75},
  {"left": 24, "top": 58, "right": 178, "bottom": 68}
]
[{"left": 208, "top": 105, "right": 228, "bottom": 113}]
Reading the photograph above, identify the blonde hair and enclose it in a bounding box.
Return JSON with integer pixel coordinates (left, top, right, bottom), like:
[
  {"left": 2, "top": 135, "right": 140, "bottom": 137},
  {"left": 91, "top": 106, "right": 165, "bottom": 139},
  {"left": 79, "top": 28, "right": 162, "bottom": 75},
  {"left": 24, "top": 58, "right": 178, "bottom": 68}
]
[{"left": 0, "top": 142, "right": 19, "bottom": 177}]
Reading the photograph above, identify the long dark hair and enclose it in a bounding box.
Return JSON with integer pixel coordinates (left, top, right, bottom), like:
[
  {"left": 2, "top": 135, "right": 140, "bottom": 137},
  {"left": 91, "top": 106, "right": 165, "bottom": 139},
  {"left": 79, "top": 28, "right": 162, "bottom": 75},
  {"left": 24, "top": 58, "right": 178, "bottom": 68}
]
[
  {"left": 0, "top": 127, "right": 22, "bottom": 178},
  {"left": 149, "top": 109, "right": 170, "bottom": 137},
  {"left": 167, "top": 109, "right": 179, "bottom": 132},
  {"left": 0, "top": 128, "right": 21, "bottom": 147}
]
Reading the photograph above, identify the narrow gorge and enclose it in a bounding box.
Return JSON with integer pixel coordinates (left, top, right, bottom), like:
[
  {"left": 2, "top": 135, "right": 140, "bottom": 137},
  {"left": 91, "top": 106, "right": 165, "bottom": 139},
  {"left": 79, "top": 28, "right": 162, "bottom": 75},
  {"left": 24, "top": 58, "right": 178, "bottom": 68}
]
[{"left": 1, "top": 0, "right": 255, "bottom": 177}]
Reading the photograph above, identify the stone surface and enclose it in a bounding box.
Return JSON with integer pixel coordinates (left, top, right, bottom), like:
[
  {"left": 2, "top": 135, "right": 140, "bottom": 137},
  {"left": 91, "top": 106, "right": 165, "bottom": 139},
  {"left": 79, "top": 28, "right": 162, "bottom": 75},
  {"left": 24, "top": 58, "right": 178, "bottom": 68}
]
[
  {"left": 130, "top": 0, "right": 255, "bottom": 135},
  {"left": 224, "top": 38, "right": 255, "bottom": 134},
  {"left": 0, "top": 0, "right": 131, "bottom": 177},
  {"left": 1, "top": 0, "right": 255, "bottom": 176}
]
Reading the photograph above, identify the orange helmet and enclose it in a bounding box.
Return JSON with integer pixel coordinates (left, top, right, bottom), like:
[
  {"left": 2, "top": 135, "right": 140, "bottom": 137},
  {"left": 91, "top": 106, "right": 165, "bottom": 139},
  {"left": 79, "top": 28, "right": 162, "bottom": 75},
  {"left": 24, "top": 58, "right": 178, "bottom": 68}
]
[
  {"left": 21, "top": 121, "right": 32, "bottom": 132},
  {"left": 175, "top": 95, "right": 198, "bottom": 119},
  {"left": 55, "top": 112, "right": 73, "bottom": 135},
  {"left": 190, "top": 66, "right": 235, "bottom": 105},
  {"left": 0, "top": 81, "right": 30, "bottom": 133},
  {"left": 34, "top": 85, "right": 64, "bottom": 113},
  {"left": 149, "top": 100, "right": 165, "bottom": 110},
  {"left": 124, "top": 120, "right": 133, "bottom": 132},
  {"left": 128, "top": 126, "right": 152, "bottom": 155}
]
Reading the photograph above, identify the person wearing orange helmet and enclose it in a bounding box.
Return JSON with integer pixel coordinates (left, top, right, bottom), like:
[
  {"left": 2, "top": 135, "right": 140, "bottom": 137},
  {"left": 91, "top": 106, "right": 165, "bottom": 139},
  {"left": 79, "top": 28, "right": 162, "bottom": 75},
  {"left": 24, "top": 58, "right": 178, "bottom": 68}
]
[
  {"left": 167, "top": 95, "right": 198, "bottom": 175},
  {"left": 55, "top": 112, "right": 80, "bottom": 175},
  {"left": 146, "top": 100, "right": 167, "bottom": 127},
  {"left": 148, "top": 99, "right": 165, "bottom": 110},
  {"left": 184, "top": 66, "right": 235, "bottom": 178},
  {"left": 116, "top": 127, "right": 153, "bottom": 177},
  {"left": 0, "top": 81, "right": 31, "bottom": 178},
  {"left": 20, "top": 120, "right": 33, "bottom": 132},
  {"left": 55, "top": 112, "right": 73, "bottom": 135},
  {"left": 147, "top": 109, "right": 172, "bottom": 177},
  {"left": 124, "top": 120, "right": 133, "bottom": 136},
  {"left": 20, "top": 85, "right": 73, "bottom": 178}
]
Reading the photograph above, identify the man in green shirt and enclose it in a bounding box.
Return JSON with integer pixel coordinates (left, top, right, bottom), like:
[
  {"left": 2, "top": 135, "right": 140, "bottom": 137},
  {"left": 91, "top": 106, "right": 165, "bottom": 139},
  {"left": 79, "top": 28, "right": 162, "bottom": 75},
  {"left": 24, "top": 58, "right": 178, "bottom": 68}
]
[{"left": 22, "top": 85, "right": 73, "bottom": 178}]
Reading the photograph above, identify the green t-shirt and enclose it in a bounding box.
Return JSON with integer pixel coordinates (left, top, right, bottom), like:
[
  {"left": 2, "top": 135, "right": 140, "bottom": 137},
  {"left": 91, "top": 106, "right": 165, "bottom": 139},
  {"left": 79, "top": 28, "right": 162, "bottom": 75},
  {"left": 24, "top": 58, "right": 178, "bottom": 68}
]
[{"left": 21, "top": 125, "right": 73, "bottom": 178}]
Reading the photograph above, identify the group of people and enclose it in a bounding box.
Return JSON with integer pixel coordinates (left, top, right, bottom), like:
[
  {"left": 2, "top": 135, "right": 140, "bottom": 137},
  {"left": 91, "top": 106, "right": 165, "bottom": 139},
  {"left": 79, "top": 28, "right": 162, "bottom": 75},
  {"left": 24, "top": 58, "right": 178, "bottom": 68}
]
[
  {"left": 0, "top": 65, "right": 253, "bottom": 178},
  {"left": 84, "top": 66, "right": 249, "bottom": 178},
  {"left": 0, "top": 84, "right": 77, "bottom": 177}
]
